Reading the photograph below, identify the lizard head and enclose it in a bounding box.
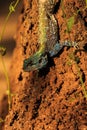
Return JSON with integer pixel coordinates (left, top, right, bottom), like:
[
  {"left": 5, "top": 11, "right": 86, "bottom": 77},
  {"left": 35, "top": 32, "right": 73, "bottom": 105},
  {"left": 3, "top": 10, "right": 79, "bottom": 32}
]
[{"left": 23, "top": 52, "right": 48, "bottom": 72}]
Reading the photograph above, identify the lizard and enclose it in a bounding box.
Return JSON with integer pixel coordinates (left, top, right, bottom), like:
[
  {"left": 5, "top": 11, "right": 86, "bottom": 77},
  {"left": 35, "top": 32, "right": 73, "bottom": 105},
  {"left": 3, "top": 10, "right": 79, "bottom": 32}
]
[{"left": 23, "top": 0, "right": 77, "bottom": 72}]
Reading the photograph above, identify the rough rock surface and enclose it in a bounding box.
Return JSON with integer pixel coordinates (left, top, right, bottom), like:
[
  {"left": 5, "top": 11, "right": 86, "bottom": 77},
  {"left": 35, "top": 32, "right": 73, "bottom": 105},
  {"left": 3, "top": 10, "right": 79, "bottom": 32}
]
[{"left": 3, "top": 0, "right": 87, "bottom": 129}]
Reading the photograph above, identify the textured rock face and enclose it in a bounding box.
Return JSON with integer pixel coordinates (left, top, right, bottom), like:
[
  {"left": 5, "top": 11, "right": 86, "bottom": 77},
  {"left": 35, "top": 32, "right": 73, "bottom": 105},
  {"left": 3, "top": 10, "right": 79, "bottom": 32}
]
[{"left": 3, "top": 0, "right": 87, "bottom": 129}]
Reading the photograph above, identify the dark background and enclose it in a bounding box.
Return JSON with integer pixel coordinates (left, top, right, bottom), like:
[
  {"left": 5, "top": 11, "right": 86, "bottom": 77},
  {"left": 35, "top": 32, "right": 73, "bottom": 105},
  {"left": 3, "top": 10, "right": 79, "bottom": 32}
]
[
  {"left": 0, "top": 0, "right": 22, "bottom": 52},
  {"left": 0, "top": 0, "right": 22, "bottom": 14}
]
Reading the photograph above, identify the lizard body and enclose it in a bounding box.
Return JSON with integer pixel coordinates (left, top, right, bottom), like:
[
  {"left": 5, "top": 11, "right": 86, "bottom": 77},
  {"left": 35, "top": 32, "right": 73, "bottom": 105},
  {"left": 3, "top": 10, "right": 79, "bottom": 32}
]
[{"left": 23, "top": 0, "right": 77, "bottom": 71}]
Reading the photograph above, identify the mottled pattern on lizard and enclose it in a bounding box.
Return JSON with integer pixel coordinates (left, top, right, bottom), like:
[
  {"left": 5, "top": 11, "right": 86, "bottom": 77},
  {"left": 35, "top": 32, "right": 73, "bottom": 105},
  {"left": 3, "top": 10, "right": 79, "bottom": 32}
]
[{"left": 23, "top": 0, "right": 77, "bottom": 71}]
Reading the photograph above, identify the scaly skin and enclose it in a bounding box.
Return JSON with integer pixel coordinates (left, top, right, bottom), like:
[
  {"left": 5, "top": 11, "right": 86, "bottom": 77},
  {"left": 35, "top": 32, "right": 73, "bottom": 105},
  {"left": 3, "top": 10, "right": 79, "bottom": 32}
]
[
  {"left": 23, "top": 0, "right": 48, "bottom": 71},
  {"left": 23, "top": 0, "right": 77, "bottom": 71}
]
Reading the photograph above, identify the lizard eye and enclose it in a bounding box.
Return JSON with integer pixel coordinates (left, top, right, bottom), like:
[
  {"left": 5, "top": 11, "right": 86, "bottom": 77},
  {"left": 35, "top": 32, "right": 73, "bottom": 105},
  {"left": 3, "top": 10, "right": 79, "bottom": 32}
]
[
  {"left": 27, "top": 59, "right": 33, "bottom": 65},
  {"left": 39, "top": 58, "right": 43, "bottom": 64}
]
